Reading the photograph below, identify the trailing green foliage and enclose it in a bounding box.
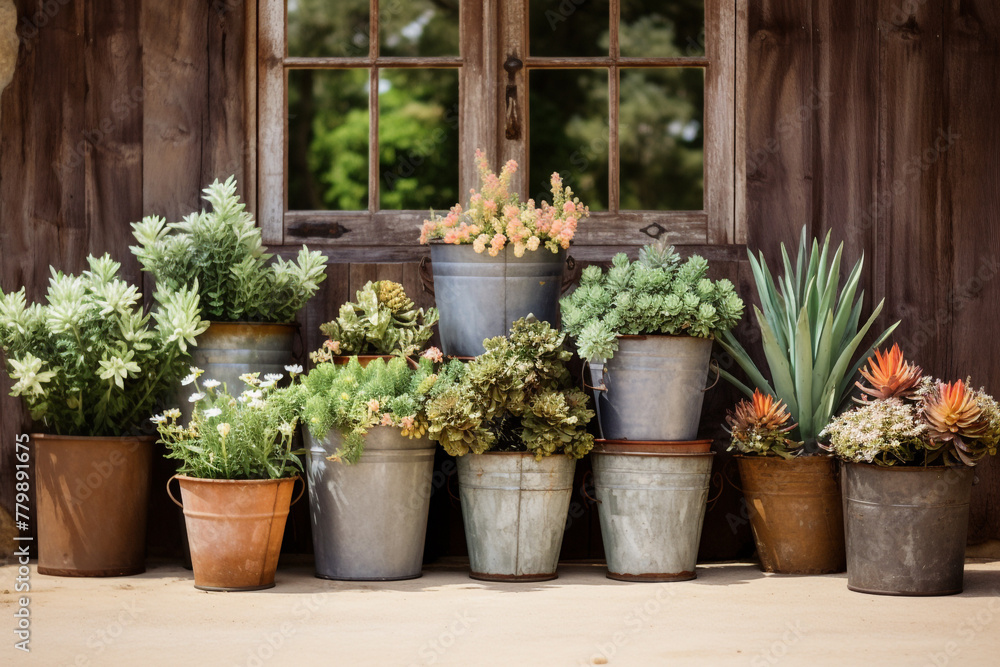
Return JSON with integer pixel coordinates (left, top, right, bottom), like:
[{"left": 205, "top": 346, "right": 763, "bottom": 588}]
[
  {"left": 717, "top": 227, "right": 898, "bottom": 448},
  {"left": 153, "top": 369, "right": 304, "bottom": 479},
  {"left": 313, "top": 280, "right": 438, "bottom": 359},
  {"left": 560, "top": 241, "right": 744, "bottom": 360},
  {"left": 425, "top": 318, "right": 595, "bottom": 460},
  {"left": 130, "top": 176, "right": 328, "bottom": 323},
  {"left": 0, "top": 254, "right": 207, "bottom": 436},
  {"left": 300, "top": 356, "right": 438, "bottom": 464}
]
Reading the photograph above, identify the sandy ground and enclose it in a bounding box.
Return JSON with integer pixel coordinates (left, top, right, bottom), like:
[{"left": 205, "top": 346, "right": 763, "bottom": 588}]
[{"left": 2, "top": 559, "right": 999, "bottom": 666}]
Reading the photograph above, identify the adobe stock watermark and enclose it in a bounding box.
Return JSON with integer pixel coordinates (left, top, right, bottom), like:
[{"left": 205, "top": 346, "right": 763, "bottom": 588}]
[
  {"left": 241, "top": 589, "right": 333, "bottom": 667},
  {"left": 72, "top": 600, "right": 145, "bottom": 666},
  {"left": 923, "top": 589, "right": 1000, "bottom": 667},
  {"left": 12, "top": 433, "right": 32, "bottom": 653},
  {"left": 578, "top": 582, "right": 678, "bottom": 666},
  {"left": 750, "top": 621, "right": 806, "bottom": 666},
  {"left": 407, "top": 610, "right": 476, "bottom": 666}
]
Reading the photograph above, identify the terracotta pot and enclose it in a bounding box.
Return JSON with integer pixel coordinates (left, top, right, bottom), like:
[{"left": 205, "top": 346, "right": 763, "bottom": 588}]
[
  {"left": 169, "top": 475, "right": 301, "bottom": 591},
  {"left": 34, "top": 434, "right": 154, "bottom": 577},
  {"left": 736, "top": 455, "right": 846, "bottom": 574}
]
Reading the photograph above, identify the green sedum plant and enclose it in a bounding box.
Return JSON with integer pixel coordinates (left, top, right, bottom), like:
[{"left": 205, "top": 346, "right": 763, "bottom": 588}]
[
  {"left": 311, "top": 280, "right": 438, "bottom": 361},
  {"left": 300, "top": 354, "right": 439, "bottom": 464},
  {"left": 130, "top": 176, "right": 328, "bottom": 323},
  {"left": 152, "top": 368, "right": 305, "bottom": 479},
  {"left": 0, "top": 254, "right": 207, "bottom": 436},
  {"left": 717, "top": 227, "right": 898, "bottom": 448},
  {"left": 560, "top": 241, "right": 744, "bottom": 361},
  {"left": 425, "top": 318, "right": 595, "bottom": 460}
]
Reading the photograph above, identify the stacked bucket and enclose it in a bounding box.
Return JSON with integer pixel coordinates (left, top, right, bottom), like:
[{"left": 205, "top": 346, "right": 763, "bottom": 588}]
[{"left": 588, "top": 335, "right": 716, "bottom": 582}]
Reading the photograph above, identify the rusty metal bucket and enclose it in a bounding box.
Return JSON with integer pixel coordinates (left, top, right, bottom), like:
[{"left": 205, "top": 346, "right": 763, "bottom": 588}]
[
  {"left": 736, "top": 455, "right": 846, "bottom": 574},
  {"left": 457, "top": 452, "right": 576, "bottom": 582},
  {"left": 34, "top": 434, "right": 153, "bottom": 577},
  {"left": 591, "top": 446, "right": 714, "bottom": 582},
  {"left": 843, "top": 463, "right": 974, "bottom": 596},
  {"left": 169, "top": 475, "right": 301, "bottom": 591}
]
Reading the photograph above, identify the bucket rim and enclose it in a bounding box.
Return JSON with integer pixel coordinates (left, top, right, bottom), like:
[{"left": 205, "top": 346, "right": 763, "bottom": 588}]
[
  {"left": 615, "top": 333, "right": 716, "bottom": 342},
  {"left": 202, "top": 320, "right": 301, "bottom": 329},
  {"left": 843, "top": 462, "right": 973, "bottom": 473},
  {"left": 174, "top": 474, "right": 301, "bottom": 485}
]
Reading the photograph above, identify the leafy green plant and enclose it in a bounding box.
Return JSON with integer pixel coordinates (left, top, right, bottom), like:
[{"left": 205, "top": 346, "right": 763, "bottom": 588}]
[
  {"left": 153, "top": 368, "right": 305, "bottom": 479},
  {"left": 311, "top": 280, "right": 438, "bottom": 360},
  {"left": 425, "top": 318, "right": 595, "bottom": 460},
  {"left": 717, "top": 228, "right": 898, "bottom": 448},
  {"left": 560, "top": 241, "right": 744, "bottom": 360},
  {"left": 0, "top": 254, "right": 207, "bottom": 436},
  {"left": 300, "top": 355, "right": 439, "bottom": 464},
  {"left": 130, "top": 176, "right": 328, "bottom": 323}
]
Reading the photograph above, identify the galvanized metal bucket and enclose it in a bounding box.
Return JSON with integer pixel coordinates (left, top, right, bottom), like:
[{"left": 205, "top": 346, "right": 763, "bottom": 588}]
[
  {"left": 843, "top": 463, "right": 974, "bottom": 596},
  {"left": 590, "top": 335, "right": 714, "bottom": 441},
  {"left": 737, "top": 455, "right": 846, "bottom": 574},
  {"left": 176, "top": 321, "right": 297, "bottom": 416},
  {"left": 457, "top": 452, "right": 576, "bottom": 581},
  {"left": 306, "top": 427, "right": 436, "bottom": 581},
  {"left": 592, "top": 446, "right": 714, "bottom": 581},
  {"left": 428, "top": 244, "right": 566, "bottom": 357}
]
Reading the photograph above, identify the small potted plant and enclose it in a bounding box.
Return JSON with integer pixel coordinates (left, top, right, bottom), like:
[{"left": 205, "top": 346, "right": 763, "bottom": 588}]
[
  {"left": 419, "top": 150, "right": 588, "bottom": 357},
  {"left": 718, "top": 228, "right": 896, "bottom": 575},
  {"left": 424, "top": 318, "right": 594, "bottom": 582},
  {"left": 310, "top": 280, "right": 438, "bottom": 366},
  {"left": 155, "top": 369, "right": 305, "bottom": 591},
  {"left": 131, "top": 176, "right": 328, "bottom": 397},
  {"left": 0, "top": 254, "right": 206, "bottom": 576},
  {"left": 561, "top": 240, "right": 744, "bottom": 441},
  {"left": 822, "top": 346, "right": 999, "bottom": 596},
  {"left": 299, "top": 352, "right": 441, "bottom": 580}
]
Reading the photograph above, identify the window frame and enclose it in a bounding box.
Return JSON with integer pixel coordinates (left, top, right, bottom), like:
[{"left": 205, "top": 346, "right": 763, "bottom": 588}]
[{"left": 254, "top": 0, "right": 741, "bottom": 260}]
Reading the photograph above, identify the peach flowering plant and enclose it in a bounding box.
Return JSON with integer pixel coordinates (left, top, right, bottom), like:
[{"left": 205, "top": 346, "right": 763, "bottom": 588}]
[{"left": 419, "top": 150, "right": 589, "bottom": 257}]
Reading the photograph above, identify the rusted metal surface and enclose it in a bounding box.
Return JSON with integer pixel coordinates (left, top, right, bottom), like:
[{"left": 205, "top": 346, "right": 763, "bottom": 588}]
[
  {"left": 844, "top": 463, "right": 973, "bottom": 596},
  {"left": 737, "top": 455, "right": 846, "bottom": 575},
  {"left": 593, "top": 440, "right": 714, "bottom": 454},
  {"left": 34, "top": 434, "right": 153, "bottom": 577},
  {"left": 607, "top": 570, "right": 696, "bottom": 583},
  {"left": 172, "top": 475, "right": 299, "bottom": 591}
]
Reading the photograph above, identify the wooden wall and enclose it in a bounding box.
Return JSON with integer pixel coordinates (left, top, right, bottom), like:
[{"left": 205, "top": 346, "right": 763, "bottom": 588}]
[{"left": 1, "top": 0, "right": 999, "bottom": 559}]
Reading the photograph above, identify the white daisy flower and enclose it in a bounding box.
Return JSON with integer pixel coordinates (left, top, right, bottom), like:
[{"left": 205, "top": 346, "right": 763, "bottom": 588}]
[
  {"left": 188, "top": 392, "right": 206, "bottom": 403},
  {"left": 264, "top": 373, "right": 283, "bottom": 382},
  {"left": 259, "top": 379, "right": 276, "bottom": 389},
  {"left": 285, "top": 364, "right": 303, "bottom": 375},
  {"left": 150, "top": 414, "right": 166, "bottom": 424},
  {"left": 202, "top": 407, "right": 222, "bottom": 418},
  {"left": 203, "top": 379, "right": 221, "bottom": 390},
  {"left": 180, "top": 373, "right": 197, "bottom": 386}
]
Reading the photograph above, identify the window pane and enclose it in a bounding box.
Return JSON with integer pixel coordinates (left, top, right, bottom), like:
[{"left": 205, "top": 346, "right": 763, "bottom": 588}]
[
  {"left": 380, "top": 0, "right": 460, "bottom": 57},
  {"left": 619, "top": 68, "right": 704, "bottom": 210},
  {"left": 620, "top": 0, "right": 705, "bottom": 57},
  {"left": 529, "top": 69, "right": 608, "bottom": 211},
  {"left": 287, "top": 0, "right": 371, "bottom": 58},
  {"left": 378, "top": 69, "right": 460, "bottom": 210},
  {"left": 288, "top": 69, "right": 369, "bottom": 211},
  {"left": 529, "top": 0, "right": 610, "bottom": 58}
]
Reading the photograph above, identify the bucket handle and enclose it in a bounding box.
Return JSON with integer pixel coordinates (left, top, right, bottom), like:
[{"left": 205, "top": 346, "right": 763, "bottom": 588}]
[
  {"left": 706, "top": 471, "right": 725, "bottom": 512},
  {"left": 167, "top": 474, "right": 306, "bottom": 508},
  {"left": 581, "top": 359, "right": 607, "bottom": 393},
  {"left": 418, "top": 256, "right": 434, "bottom": 296},
  {"left": 167, "top": 474, "right": 183, "bottom": 508},
  {"left": 581, "top": 470, "right": 601, "bottom": 504},
  {"left": 560, "top": 255, "right": 577, "bottom": 294},
  {"left": 702, "top": 359, "right": 721, "bottom": 392}
]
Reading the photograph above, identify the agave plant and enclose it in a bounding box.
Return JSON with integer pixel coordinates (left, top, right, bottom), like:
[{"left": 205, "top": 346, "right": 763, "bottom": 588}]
[
  {"left": 920, "top": 379, "right": 992, "bottom": 465},
  {"left": 856, "top": 343, "right": 923, "bottom": 401},
  {"left": 717, "top": 227, "right": 898, "bottom": 448},
  {"left": 726, "top": 389, "right": 801, "bottom": 458}
]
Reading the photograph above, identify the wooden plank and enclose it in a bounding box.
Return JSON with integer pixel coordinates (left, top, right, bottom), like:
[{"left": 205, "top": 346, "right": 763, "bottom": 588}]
[
  {"left": 349, "top": 263, "right": 380, "bottom": 294},
  {"left": 500, "top": 0, "right": 528, "bottom": 191},
  {"left": 0, "top": 0, "right": 40, "bottom": 547},
  {"left": 810, "top": 0, "right": 879, "bottom": 308},
  {"left": 257, "top": 0, "right": 284, "bottom": 243},
  {"left": 744, "top": 0, "right": 813, "bottom": 256},
  {"left": 459, "top": 0, "right": 496, "bottom": 195},
  {"left": 705, "top": 0, "right": 737, "bottom": 244},
  {"left": 284, "top": 57, "right": 464, "bottom": 69},
  {"left": 944, "top": 0, "right": 1000, "bottom": 546},
  {"left": 734, "top": 0, "right": 749, "bottom": 244},
  {"left": 876, "top": 0, "right": 950, "bottom": 377},
  {"left": 524, "top": 56, "right": 711, "bottom": 68},
  {"left": 204, "top": 0, "right": 248, "bottom": 195},
  {"left": 243, "top": 0, "right": 258, "bottom": 217},
  {"left": 84, "top": 0, "right": 144, "bottom": 284},
  {"left": 141, "top": 0, "right": 209, "bottom": 220}
]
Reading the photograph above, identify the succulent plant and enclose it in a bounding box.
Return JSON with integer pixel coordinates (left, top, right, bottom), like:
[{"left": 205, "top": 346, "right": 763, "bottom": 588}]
[
  {"left": 425, "top": 318, "right": 595, "bottom": 460},
  {"left": 726, "top": 389, "right": 801, "bottom": 458},
  {"left": 920, "top": 379, "right": 993, "bottom": 465},
  {"left": 856, "top": 343, "right": 923, "bottom": 401},
  {"left": 314, "top": 280, "right": 439, "bottom": 359},
  {"left": 560, "top": 240, "right": 744, "bottom": 361}
]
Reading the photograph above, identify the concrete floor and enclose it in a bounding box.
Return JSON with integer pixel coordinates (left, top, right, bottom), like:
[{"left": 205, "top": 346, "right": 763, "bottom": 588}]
[{"left": 2, "top": 559, "right": 1000, "bottom": 666}]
